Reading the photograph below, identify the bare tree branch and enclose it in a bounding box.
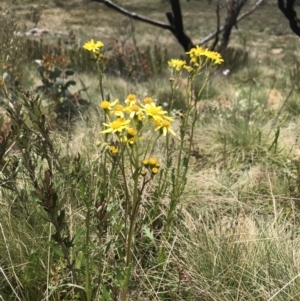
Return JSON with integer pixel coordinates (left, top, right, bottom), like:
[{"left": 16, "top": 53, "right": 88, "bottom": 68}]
[
  {"left": 92, "top": 0, "right": 194, "bottom": 51},
  {"left": 167, "top": 0, "right": 194, "bottom": 51},
  {"left": 92, "top": 0, "right": 264, "bottom": 52},
  {"left": 91, "top": 0, "right": 172, "bottom": 29},
  {"left": 211, "top": 0, "right": 221, "bottom": 50},
  {"left": 278, "top": 0, "right": 300, "bottom": 37},
  {"left": 220, "top": 0, "right": 248, "bottom": 49},
  {"left": 199, "top": 0, "right": 265, "bottom": 45}
]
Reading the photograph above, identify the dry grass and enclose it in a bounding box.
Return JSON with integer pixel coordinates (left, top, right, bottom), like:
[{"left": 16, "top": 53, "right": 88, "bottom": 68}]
[{"left": 2, "top": 1, "right": 300, "bottom": 300}]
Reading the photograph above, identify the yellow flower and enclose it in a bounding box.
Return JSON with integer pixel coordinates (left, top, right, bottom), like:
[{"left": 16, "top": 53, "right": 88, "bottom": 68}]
[
  {"left": 109, "top": 145, "right": 118, "bottom": 155},
  {"left": 153, "top": 118, "right": 176, "bottom": 136},
  {"left": 125, "top": 103, "right": 143, "bottom": 119},
  {"left": 149, "top": 157, "right": 158, "bottom": 166},
  {"left": 168, "top": 59, "right": 186, "bottom": 71},
  {"left": 151, "top": 167, "right": 159, "bottom": 175},
  {"left": 119, "top": 136, "right": 135, "bottom": 144},
  {"left": 140, "top": 169, "right": 147, "bottom": 177},
  {"left": 112, "top": 104, "right": 125, "bottom": 118},
  {"left": 101, "top": 118, "right": 131, "bottom": 134},
  {"left": 186, "top": 45, "right": 205, "bottom": 58},
  {"left": 125, "top": 94, "right": 137, "bottom": 105},
  {"left": 100, "top": 99, "right": 119, "bottom": 111},
  {"left": 142, "top": 159, "right": 149, "bottom": 166},
  {"left": 143, "top": 97, "right": 153, "bottom": 104},
  {"left": 83, "top": 39, "right": 104, "bottom": 53},
  {"left": 127, "top": 127, "right": 137, "bottom": 137},
  {"left": 203, "top": 49, "right": 224, "bottom": 64},
  {"left": 190, "top": 57, "right": 199, "bottom": 67},
  {"left": 142, "top": 103, "right": 171, "bottom": 121},
  {"left": 137, "top": 112, "right": 145, "bottom": 121},
  {"left": 183, "top": 65, "right": 193, "bottom": 73}
]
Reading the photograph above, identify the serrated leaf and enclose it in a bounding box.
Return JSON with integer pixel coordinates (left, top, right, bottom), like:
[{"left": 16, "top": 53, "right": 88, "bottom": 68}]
[{"left": 143, "top": 226, "right": 157, "bottom": 249}]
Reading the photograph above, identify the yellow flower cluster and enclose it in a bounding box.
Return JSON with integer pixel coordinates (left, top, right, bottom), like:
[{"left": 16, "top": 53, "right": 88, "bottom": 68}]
[
  {"left": 99, "top": 95, "right": 176, "bottom": 139},
  {"left": 83, "top": 39, "right": 104, "bottom": 53},
  {"left": 168, "top": 45, "right": 224, "bottom": 73},
  {"left": 83, "top": 39, "right": 104, "bottom": 60},
  {"left": 142, "top": 157, "right": 160, "bottom": 176}
]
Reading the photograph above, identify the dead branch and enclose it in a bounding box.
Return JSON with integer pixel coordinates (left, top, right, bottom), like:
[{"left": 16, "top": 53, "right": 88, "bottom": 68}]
[
  {"left": 91, "top": 0, "right": 172, "bottom": 30},
  {"left": 199, "top": 0, "right": 265, "bottom": 45},
  {"left": 220, "top": 0, "right": 248, "bottom": 49},
  {"left": 278, "top": 0, "right": 300, "bottom": 37},
  {"left": 211, "top": 0, "right": 221, "bottom": 50},
  {"left": 92, "top": 0, "right": 194, "bottom": 51}
]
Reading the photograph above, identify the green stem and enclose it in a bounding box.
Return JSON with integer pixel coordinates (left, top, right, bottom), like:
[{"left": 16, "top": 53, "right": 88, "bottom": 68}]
[
  {"left": 85, "top": 207, "right": 91, "bottom": 301},
  {"left": 121, "top": 141, "right": 140, "bottom": 301},
  {"left": 97, "top": 63, "right": 104, "bottom": 101}
]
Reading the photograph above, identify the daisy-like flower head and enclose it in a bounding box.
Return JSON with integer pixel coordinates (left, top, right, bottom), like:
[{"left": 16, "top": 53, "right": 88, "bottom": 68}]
[
  {"left": 148, "top": 157, "right": 158, "bottom": 166},
  {"left": 142, "top": 103, "right": 170, "bottom": 121},
  {"left": 83, "top": 39, "right": 104, "bottom": 53},
  {"left": 153, "top": 118, "right": 176, "bottom": 136},
  {"left": 142, "top": 159, "right": 149, "bottom": 167},
  {"left": 151, "top": 167, "right": 159, "bottom": 175},
  {"left": 140, "top": 169, "right": 147, "bottom": 177},
  {"left": 124, "top": 103, "right": 143, "bottom": 119},
  {"left": 101, "top": 118, "right": 131, "bottom": 134},
  {"left": 112, "top": 104, "right": 125, "bottom": 118},
  {"left": 143, "top": 97, "right": 153, "bottom": 104},
  {"left": 203, "top": 49, "right": 224, "bottom": 65},
  {"left": 125, "top": 94, "right": 137, "bottom": 106},
  {"left": 168, "top": 59, "right": 186, "bottom": 71},
  {"left": 186, "top": 45, "right": 205, "bottom": 59},
  {"left": 100, "top": 99, "right": 119, "bottom": 112}
]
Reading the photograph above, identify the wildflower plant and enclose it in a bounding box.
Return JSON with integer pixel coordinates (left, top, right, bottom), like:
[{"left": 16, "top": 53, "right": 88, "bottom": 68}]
[
  {"left": 86, "top": 41, "right": 223, "bottom": 300},
  {"left": 0, "top": 40, "right": 223, "bottom": 301}
]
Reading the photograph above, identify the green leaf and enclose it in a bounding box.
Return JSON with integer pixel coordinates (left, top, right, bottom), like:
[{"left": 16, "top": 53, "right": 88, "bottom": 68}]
[
  {"left": 75, "top": 251, "right": 83, "bottom": 269},
  {"left": 51, "top": 244, "right": 64, "bottom": 258},
  {"left": 101, "top": 285, "right": 111, "bottom": 301},
  {"left": 143, "top": 226, "right": 157, "bottom": 249},
  {"left": 72, "top": 227, "right": 85, "bottom": 245}
]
